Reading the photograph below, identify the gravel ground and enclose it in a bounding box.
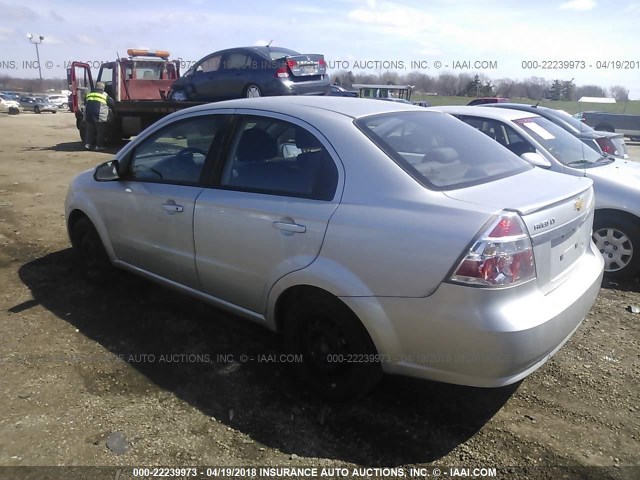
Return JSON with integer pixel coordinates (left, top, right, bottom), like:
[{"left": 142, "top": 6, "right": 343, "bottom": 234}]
[{"left": 0, "top": 112, "right": 638, "bottom": 480}]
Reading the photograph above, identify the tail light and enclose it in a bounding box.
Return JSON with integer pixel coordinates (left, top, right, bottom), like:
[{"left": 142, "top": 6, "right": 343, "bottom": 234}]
[
  {"left": 595, "top": 138, "right": 618, "bottom": 156},
  {"left": 451, "top": 212, "right": 536, "bottom": 287},
  {"left": 275, "top": 65, "right": 289, "bottom": 78},
  {"left": 275, "top": 60, "right": 295, "bottom": 78}
]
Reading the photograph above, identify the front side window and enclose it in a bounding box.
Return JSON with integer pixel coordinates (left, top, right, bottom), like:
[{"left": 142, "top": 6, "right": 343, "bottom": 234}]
[
  {"left": 356, "top": 111, "right": 530, "bottom": 189},
  {"left": 126, "top": 115, "right": 223, "bottom": 185},
  {"left": 220, "top": 116, "right": 338, "bottom": 200},
  {"left": 198, "top": 55, "right": 221, "bottom": 73}
]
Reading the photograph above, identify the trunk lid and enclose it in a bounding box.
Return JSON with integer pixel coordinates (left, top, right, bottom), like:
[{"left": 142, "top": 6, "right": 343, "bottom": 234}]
[
  {"left": 445, "top": 168, "right": 595, "bottom": 293},
  {"left": 285, "top": 54, "right": 326, "bottom": 79}
]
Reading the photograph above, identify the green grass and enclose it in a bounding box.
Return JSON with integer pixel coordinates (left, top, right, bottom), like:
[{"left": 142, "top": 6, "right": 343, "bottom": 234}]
[{"left": 413, "top": 95, "right": 640, "bottom": 114}]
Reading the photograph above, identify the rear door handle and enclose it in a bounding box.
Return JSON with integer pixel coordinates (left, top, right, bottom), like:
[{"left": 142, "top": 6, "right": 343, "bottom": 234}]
[
  {"left": 273, "top": 221, "right": 306, "bottom": 234},
  {"left": 162, "top": 201, "right": 184, "bottom": 213}
]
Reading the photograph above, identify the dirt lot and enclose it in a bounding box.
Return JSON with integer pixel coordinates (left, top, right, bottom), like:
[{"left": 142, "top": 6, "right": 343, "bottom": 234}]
[{"left": 0, "top": 112, "right": 638, "bottom": 480}]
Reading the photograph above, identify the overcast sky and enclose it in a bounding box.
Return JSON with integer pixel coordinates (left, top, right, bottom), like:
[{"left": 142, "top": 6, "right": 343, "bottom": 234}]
[{"left": 1, "top": 0, "right": 639, "bottom": 98}]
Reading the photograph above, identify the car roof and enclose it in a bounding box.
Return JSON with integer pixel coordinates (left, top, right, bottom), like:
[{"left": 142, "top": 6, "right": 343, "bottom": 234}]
[
  {"left": 431, "top": 105, "right": 540, "bottom": 121},
  {"left": 180, "top": 96, "right": 427, "bottom": 119}
]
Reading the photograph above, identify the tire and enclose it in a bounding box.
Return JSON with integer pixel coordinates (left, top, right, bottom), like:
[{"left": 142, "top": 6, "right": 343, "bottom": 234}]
[
  {"left": 52, "top": 110, "right": 57, "bottom": 114},
  {"left": 244, "top": 84, "right": 262, "bottom": 98},
  {"left": 34, "top": 105, "right": 41, "bottom": 114},
  {"left": 593, "top": 213, "right": 640, "bottom": 279},
  {"left": 70, "top": 217, "right": 114, "bottom": 283},
  {"left": 283, "top": 293, "right": 382, "bottom": 401},
  {"left": 8, "top": 107, "right": 19, "bottom": 115},
  {"left": 168, "top": 89, "right": 188, "bottom": 101}
]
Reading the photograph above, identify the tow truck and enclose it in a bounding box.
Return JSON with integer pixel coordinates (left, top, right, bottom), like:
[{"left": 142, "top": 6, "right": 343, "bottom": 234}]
[{"left": 67, "top": 49, "right": 201, "bottom": 143}]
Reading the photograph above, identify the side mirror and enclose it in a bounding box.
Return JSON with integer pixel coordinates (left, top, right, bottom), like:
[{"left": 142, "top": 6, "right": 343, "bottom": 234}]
[
  {"left": 94, "top": 160, "right": 120, "bottom": 181},
  {"left": 521, "top": 152, "right": 552, "bottom": 168}
]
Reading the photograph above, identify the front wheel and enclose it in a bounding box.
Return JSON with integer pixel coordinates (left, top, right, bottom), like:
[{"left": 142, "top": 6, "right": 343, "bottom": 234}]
[
  {"left": 34, "top": 105, "right": 41, "bottom": 114},
  {"left": 70, "top": 217, "right": 115, "bottom": 283},
  {"left": 244, "top": 84, "right": 262, "bottom": 98},
  {"left": 593, "top": 213, "right": 640, "bottom": 279},
  {"left": 168, "top": 89, "right": 188, "bottom": 101},
  {"left": 283, "top": 293, "right": 382, "bottom": 401},
  {"left": 8, "top": 107, "right": 19, "bottom": 115},
  {"left": 51, "top": 110, "right": 57, "bottom": 114}
]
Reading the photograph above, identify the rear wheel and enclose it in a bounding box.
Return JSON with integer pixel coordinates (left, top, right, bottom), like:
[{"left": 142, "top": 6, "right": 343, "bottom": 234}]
[
  {"left": 283, "top": 292, "right": 382, "bottom": 401},
  {"left": 244, "top": 84, "right": 262, "bottom": 98},
  {"left": 593, "top": 213, "right": 640, "bottom": 279},
  {"left": 34, "top": 105, "right": 41, "bottom": 114},
  {"left": 70, "top": 217, "right": 114, "bottom": 283},
  {"left": 51, "top": 110, "right": 57, "bottom": 114}
]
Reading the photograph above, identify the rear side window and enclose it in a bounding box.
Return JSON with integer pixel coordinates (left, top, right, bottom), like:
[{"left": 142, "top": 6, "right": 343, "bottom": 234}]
[
  {"left": 355, "top": 112, "right": 531, "bottom": 189},
  {"left": 220, "top": 116, "right": 338, "bottom": 200}
]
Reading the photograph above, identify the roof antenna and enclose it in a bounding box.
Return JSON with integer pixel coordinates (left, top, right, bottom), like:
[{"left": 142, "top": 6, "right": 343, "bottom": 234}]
[
  {"left": 266, "top": 40, "right": 273, "bottom": 47},
  {"left": 535, "top": 102, "right": 539, "bottom": 107}
]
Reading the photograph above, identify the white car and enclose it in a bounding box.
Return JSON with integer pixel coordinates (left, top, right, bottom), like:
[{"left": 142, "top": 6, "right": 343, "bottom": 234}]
[
  {"left": 435, "top": 105, "right": 640, "bottom": 279},
  {"left": 47, "top": 94, "right": 69, "bottom": 109},
  {"left": 0, "top": 94, "right": 22, "bottom": 114},
  {"left": 66, "top": 97, "right": 603, "bottom": 399}
]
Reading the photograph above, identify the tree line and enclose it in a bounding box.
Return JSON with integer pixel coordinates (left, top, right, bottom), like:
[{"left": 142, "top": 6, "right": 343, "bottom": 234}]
[
  {"left": 332, "top": 71, "right": 630, "bottom": 102},
  {"left": 0, "top": 72, "right": 630, "bottom": 102}
]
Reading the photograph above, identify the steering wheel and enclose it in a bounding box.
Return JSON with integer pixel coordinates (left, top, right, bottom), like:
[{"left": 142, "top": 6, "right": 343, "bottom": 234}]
[{"left": 176, "top": 147, "right": 207, "bottom": 158}]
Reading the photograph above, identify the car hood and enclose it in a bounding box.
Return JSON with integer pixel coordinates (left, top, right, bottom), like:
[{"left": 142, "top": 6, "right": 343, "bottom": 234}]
[
  {"left": 443, "top": 167, "right": 593, "bottom": 216},
  {"left": 586, "top": 159, "right": 640, "bottom": 187}
]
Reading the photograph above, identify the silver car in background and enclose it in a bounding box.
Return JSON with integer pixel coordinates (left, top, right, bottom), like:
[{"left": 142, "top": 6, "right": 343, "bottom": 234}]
[
  {"left": 66, "top": 97, "right": 603, "bottom": 400},
  {"left": 435, "top": 106, "right": 640, "bottom": 280}
]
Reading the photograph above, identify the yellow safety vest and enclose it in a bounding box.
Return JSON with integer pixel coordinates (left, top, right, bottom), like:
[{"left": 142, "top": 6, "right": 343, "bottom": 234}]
[{"left": 86, "top": 91, "right": 107, "bottom": 105}]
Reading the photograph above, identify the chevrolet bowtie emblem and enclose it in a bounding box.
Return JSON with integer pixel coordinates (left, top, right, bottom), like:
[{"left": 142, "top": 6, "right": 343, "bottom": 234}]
[{"left": 574, "top": 198, "right": 584, "bottom": 211}]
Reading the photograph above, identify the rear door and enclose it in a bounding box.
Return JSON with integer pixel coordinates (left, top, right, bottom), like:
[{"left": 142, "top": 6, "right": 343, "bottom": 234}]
[{"left": 194, "top": 112, "right": 343, "bottom": 314}]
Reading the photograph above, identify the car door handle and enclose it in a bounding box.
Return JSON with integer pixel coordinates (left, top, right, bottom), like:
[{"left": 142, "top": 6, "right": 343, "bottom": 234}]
[
  {"left": 273, "top": 221, "right": 306, "bottom": 234},
  {"left": 162, "top": 201, "right": 184, "bottom": 213}
]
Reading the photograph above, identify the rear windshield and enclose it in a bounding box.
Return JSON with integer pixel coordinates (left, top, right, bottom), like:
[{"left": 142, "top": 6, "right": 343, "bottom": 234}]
[{"left": 355, "top": 111, "right": 531, "bottom": 190}]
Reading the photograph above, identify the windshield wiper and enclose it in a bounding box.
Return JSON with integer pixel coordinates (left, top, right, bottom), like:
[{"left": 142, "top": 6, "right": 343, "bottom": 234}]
[{"left": 566, "top": 160, "right": 593, "bottom": 167}]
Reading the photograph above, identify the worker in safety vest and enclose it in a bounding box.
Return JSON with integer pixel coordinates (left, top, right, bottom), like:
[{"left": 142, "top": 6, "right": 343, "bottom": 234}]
[{"left": 84, "top": 81, "right": 114, "bottom": 151}]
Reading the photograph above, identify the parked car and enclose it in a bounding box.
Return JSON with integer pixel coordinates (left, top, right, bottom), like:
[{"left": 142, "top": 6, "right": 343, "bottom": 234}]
[
  {"left": 328, "top": 84, "right": 359, "bottom": 97},
  {"left": 481, "top": 103, "right": 629, "bottom": 159},
  {"left": 434, "top": 105, "right": 640, "bottom": 279},
  {"left": 467, "top": 97, "right": 509, "bottom": 106},
  {"left": 0, "top": 94, "right": 22, "bottom": 114},
  {"left": 66, "top": 97, "right": 602, "bottom": 400},
  {"left": 47, "top": 94, "right": 69, "bottom": 109},
  {"left": 574, "top": 111, "right": 640, "bottom": 142},
  {"left": 19, "top": 96, "right": 58, "bottom": 114},
  {"left": 413, "top": 100, "right": 432, "bottom": 107},
  {"left": 168, "top": 46, "right": 330, "bottom": 101}
]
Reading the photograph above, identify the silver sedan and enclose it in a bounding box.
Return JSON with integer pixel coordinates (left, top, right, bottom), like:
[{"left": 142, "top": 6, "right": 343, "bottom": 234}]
[
  {"left": 434, "top": 105, "right": 640, "bottom": 279},
  {"left": 65, "top": 97, "right": 603, "bottom": 400}
]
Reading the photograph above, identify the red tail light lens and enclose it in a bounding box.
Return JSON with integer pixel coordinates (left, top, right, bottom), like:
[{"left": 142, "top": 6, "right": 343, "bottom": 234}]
[
  {"left": 451, "top": 212, "right": 536, "bottom": 287},
  {"left": 595, "top": 138, "right": 618, "bottom": 156},
  {"left": 275, "top": 65, "right": 289, "bottom": 78}
]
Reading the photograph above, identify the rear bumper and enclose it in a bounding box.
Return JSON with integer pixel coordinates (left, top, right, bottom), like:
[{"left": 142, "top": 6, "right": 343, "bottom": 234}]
[
  {"left": 340, "top": 241, "right": 604, "bottom": 387},
  {"left": 276, "top": 78, "right": 331, "bottom": 96}
]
